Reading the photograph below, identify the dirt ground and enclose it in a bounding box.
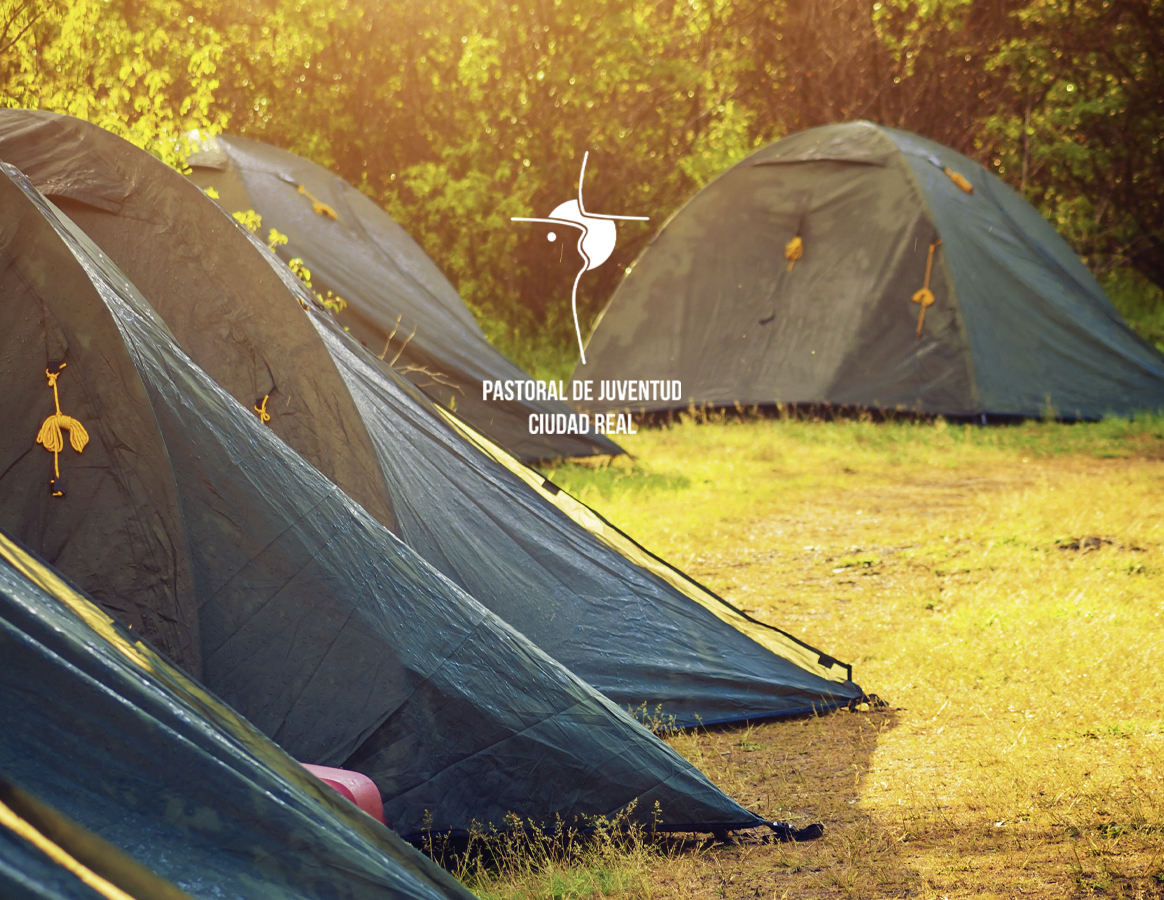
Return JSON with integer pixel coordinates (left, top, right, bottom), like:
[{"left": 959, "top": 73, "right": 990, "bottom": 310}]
[{"left": 541, "top": 419, "right": 1164, "bottom": 899}]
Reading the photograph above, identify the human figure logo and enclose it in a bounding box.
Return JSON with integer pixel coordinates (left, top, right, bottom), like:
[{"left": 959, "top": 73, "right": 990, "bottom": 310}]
[
  {"left": 496, "top": 153, "right": 674, "bottom": 436},
  {"left": 513, "top": 151, "right": 647, "bottom": 364}
]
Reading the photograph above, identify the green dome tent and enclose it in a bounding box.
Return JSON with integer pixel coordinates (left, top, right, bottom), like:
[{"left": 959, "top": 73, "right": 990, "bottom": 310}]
[
  {"left": 579, "top": 121, "right": 1164, "bottom": 419},
  {"left": 183, "top": 133, "right": 622, "bottom": 462},
  {"left": 0, "top": 531, "right": 477, "bottom": 900},
  {"left": 0, "top": 161, "right": 774, "bottom": 841},
  {"left": 0, "top": 111, "right": 398, "bottom": 537},
  {"left": 0, "top": 110, "right": 863, "bottom": 728}
]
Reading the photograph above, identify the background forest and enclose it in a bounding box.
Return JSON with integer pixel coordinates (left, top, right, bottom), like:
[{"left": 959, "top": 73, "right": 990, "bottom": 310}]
[{"left": 3, "top": 0, "right": 1162, "bottom": 372}]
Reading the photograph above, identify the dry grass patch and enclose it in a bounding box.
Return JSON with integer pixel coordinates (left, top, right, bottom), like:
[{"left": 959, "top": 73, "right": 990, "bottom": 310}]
[{"left": 512, "top": 416, "right": 1164, "bottom": 899}]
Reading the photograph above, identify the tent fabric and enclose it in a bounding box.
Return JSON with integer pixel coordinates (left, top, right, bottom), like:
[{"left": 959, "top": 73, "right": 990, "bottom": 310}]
[
  {"left": 0, "top": 109, "right": 398, "bottom": 536},
  {"left": 0, "top": 148, "right": 203, "bottom": 676},
  {"left": 316, "top": 316, "right": 864, "bottom": 725},
  {"left": 182, "top": 132, "right": 623, "bottom": 462},
  {"left": 0, "top": 805, "right": 154, "bottom": 900},
  {"left": 1, "top": 776, "right": 185, "bottom": 900},
  {"left": 0, "top": 161, "right": 764, "bottom": 839},
  {"left": 0, "top": 111, "right": 862, "bottom": 727},
  {"left": 0, "top": 531, "right": 479, "bottom": 900},
  {"left": 580, "top": 121, "right": 1164, "bottom": 419}
]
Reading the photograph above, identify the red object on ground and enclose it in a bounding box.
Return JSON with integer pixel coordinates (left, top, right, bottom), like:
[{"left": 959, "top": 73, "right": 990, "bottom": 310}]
[{"left": 301, "top": 763, "right": 386, "bottom": 824}]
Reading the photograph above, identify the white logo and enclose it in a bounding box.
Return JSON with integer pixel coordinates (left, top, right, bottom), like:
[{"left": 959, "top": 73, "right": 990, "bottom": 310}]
[{"left": 513, "top": 152, "right": 647, "bottom": 364}]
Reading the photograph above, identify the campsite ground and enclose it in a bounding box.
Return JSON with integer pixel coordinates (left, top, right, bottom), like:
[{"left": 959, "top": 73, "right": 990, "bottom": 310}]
[{"left": 470, "top": 413, "right": 1164, "bottom": 900}]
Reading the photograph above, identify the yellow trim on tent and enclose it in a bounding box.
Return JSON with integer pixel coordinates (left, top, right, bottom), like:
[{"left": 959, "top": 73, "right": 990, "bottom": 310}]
[
  {"left": 0, "top": 531, "right": 153, "bottom": 672},
  {"left": 0, "top": 533, "right": 314, "bottom": 782},
  {"left": 435, "top": 408, "right": 851, "bottom": 684},
  {"left": 0, "top": 798, "right": 139, "bottom": 900}
]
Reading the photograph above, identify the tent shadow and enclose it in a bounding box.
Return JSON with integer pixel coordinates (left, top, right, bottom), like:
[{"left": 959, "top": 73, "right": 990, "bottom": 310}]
[
  {"left": 409, "top": 709, "right": 908, "bottom": 897},
  {"left": 652, "top": 707, "right": 913, "bottom": 896}
]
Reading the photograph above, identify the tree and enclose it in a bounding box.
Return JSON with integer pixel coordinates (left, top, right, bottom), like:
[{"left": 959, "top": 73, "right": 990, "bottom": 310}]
[
  {"left": 4, "top": 0, "right": 1160, "bottom": 355},
  {"left": 1, "top": 0, "right": 227, "bottom": 166},
  {"left": 210, "top": 0, "right": 772, "bottom": 357},
  {"left": 979, "top": 0, "right": 1164, "bottom": 287}
]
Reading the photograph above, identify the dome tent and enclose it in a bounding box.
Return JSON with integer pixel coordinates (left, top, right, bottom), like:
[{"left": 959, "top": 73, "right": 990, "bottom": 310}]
[
  {"left": 0, "top": 110, "right": 863, "bottom": 728},
  {"left": 183, "top": 133, "right": 623, "bottom": 463},
  {"left": 0, "top": 161, "right": 774, "bottom": 841},
  {"left": 0, "top": 111, "right": 398, "bottom": 537},
  {"left": 314, "top": 317, "right": 864, "bottom": 727},
  {"left": 579, "top": 121, "right": 1164, "bottom": 419},
  {"left": 0, "top": 531, "right": 477, "bottom": 900}
]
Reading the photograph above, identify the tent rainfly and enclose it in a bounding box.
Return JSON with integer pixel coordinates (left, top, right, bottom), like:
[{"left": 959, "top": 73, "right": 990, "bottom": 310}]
[
  {"left": 182, "top": 133, "right": 622, "bottom": 462},
  {"left": 0, "top": 776, "right": 198, "bottom": 900},
  {"left": 0, "top": 531, "right": 480, "bottom": 900},
  {"left": 0, "top": 110, "right": 865, "bottom": 728},
  {"left": 0, "top": 774, "right": 197, "bottom": 900},
  {"left": 578, "top": 121, "right": 1164, "bottom": 419},
  {"left": 0, "top": 159, "right": 784, "bottom": 841}
]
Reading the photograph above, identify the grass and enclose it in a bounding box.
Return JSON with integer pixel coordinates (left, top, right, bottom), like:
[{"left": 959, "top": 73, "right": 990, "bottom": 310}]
[
  {"left": 465, "top": 414, "right": 1164, "bottom": 899},
  {"left": 422, "top": 807, "right": 662, "bottom": 900}
]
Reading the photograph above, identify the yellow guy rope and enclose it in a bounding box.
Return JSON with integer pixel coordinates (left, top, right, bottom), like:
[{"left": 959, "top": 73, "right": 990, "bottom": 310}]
[
  {"left": 784, "top": 235, "right": 803, "bottom": 271},
  {"left": 911, "top": 240, "right": 941, "bottom": 340},
  {"left": 36, "top": 363, "right": 89, "bottom": 495},
  {"left": 254, "top": 394, "right": 271, "bottom": 424},
  {"left": 0, "top": 798, "right": 138, "bottom": 900},
  {"left": 296, "top": 184, "right": 338, "bottom": 220}
]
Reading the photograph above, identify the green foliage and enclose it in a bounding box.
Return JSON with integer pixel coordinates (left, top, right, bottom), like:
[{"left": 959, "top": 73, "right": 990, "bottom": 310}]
[
  {"left": 486, "top": 313, "right": 578, "bottom": 385},
  {"left": 213, "top": 0, "right": 1162, "bottom": 352},
  {"left": 230, "top": 207, "right": 348, "bottom": 313},
  {"left": 267, "top": 227, "right": 289, "bottom": 251},
  {"left": 231, "top": 209, "right": 263, "bottom": 234},
  {"left": 1104, "top": 268, "right": 1164, "bottom": 353},
  {"left": 545, "top": 415, "right": 1164, "bottom": 518},
  {"left": 5, "top": 0, "right": 1162, "bottom": 355},
  {"left": 978, "top": 0, "right": 1164, "bottom": 285},
  {"left": 0, "top": 0, "right": 227, "bottom": 166}
]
